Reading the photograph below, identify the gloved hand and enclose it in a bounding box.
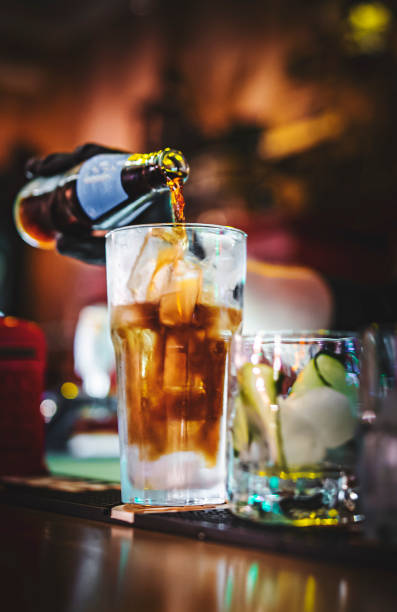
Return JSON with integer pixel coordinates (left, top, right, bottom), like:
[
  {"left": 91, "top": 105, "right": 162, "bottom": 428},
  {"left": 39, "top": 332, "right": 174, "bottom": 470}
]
[
  {"left": 25, "top": 143, "right": 125, "bottom": 178},
  {"left": 25, "top": 143, "right": 126, "bottom": 265},
  {"left": 55, "top": 231, "right": 107, "bottom": 266}
]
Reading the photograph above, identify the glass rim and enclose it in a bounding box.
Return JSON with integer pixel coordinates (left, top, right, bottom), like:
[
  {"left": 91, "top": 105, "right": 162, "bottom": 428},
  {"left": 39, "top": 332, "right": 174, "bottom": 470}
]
[
  {"left": 237, "top": 330, "right": 359, "bottom": 343},
  {"left": 105, "top": 222, "right": 247, "bottom": 239}
]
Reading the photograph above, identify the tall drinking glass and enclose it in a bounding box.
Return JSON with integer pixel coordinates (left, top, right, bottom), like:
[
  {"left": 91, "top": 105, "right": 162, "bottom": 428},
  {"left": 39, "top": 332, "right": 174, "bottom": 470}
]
[{"left": 106, "top": 223, "right": 246, "bottom": 506}]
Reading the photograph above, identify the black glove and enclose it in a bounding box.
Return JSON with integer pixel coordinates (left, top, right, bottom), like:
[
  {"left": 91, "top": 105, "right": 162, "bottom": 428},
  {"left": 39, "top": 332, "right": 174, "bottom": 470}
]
[
  {"left": 25, "top": 143, "right": 125, "bottom": 178},
  {"left": 55, "top": 231, "right": 107, "bottom": 266},
  {"left": 25, "top": 143, "right": 125, "bottom": 265}
]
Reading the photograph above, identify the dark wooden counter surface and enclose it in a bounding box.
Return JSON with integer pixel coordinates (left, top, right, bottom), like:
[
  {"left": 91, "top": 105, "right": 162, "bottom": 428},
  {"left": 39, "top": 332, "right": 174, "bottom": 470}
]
[{"left": 0, "top": 503, "right": 396, "bottom": 612}]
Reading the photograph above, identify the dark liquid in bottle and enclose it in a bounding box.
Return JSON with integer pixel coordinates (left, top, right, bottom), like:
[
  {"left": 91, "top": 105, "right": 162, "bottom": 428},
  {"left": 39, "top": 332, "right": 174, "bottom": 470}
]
[
  {"left": 15, "top": 192, "right": 58, "bottom": 249},
  {"left": 15, "top": 170, "right": 188, "bottom": 250}
]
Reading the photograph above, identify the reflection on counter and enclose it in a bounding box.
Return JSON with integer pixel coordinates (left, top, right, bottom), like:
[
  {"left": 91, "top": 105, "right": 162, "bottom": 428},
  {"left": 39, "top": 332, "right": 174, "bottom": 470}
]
[{"left": 2, "top": 497, "right": 397, "bottom": 612}]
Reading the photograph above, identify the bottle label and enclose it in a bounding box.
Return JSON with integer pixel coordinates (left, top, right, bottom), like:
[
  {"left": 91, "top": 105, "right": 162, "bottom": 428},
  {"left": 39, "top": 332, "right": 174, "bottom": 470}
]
[{"left": 76, "top": 154, "right": 130, "bottom": 220}]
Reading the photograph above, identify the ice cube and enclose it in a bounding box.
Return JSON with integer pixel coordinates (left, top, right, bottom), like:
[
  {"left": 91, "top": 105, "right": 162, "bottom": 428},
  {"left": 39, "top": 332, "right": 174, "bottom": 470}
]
[
  {"left": 151, "top": 225, "right": 188, "bottom": 248},
  {"left": 197, "top": 283, "right": 216, "bottom": 307},
  {"left": 145, "top": 261, "right": 174, "bottom": 302},
  {"left": 111, "top": 303, "right": 157, "bottom": 331},
  {"left": 139, "top": 329, "right": 164, "bottom": 391},
  {"left": 278, "top": 401, "right": 326, "bottom": 465},
  {"left": 241, "top": 438, "right": 269, "bottom": 463},
  {"left": 127, "top": 229, "right": 181, "bottom": 301},
  {"left": 163, "top": 333, "right": 187, "bottom": 390},
  {"left": 159, "top": 260, "right": 202, "bottom": 326},
  {"left": 205, "top": 306, "right": 242, "bottom": 339},
  {"left": 196, "top": 250, "right": 243, "bottom": 306},
  {"left": 126, "top": 234, "right": 160, "bottom": 300},
  {"left": 187, "top": 329, "right": 207, "bottom": 393}
]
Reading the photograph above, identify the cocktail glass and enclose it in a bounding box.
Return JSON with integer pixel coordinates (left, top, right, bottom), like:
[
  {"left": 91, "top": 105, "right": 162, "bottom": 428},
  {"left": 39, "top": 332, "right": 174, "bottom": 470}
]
[{"left": 227, "top": 331, "right": 361, "bottom": 526}]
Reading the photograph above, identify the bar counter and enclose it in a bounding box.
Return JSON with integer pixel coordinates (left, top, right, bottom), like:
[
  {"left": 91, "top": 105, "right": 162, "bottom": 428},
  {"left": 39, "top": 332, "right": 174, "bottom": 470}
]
[{"left": 1, "top": 503, "right": 396, "bottom": 612}]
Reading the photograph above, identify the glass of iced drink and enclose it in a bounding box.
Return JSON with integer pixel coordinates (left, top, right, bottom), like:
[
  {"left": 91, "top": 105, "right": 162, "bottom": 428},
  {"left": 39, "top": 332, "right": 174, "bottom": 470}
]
[
  {"left": 228, "top": 331, "right": 362, "bottom": 526},
  {"left": 106, "top": 223, "right": 246, "bottom": 506}
]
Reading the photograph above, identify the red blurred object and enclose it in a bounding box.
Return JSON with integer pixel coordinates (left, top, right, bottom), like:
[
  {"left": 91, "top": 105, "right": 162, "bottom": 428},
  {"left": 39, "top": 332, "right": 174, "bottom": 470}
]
[{"left": 0, "top": 316, "right": 47, "bottom": 476}]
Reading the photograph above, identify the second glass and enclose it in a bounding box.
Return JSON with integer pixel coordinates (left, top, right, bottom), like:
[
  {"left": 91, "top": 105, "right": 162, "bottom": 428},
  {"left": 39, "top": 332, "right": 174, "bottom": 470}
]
[
  {"left": 227, "top": 332, "right": 361, "bottom": 526},
  {"left": 106, "top": 223, "right": 246, "bottom": 506}
]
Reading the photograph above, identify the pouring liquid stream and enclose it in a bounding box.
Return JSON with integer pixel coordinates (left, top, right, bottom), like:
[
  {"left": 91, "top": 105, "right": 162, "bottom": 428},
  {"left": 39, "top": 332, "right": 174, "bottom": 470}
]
[{"left": 167, "top": 177, "right": 186, "bottom": 223}]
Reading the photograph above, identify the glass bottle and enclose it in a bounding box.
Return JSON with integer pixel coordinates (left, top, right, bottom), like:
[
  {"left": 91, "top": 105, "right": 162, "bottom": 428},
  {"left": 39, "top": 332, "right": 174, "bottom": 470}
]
[{"left": 14, "top": 148, "right": 189, "bottom": 249}]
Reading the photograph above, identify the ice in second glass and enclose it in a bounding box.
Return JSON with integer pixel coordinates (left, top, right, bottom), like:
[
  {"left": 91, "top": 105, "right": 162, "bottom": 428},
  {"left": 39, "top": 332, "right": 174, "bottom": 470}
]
[{"left": 106, "top": 224, "right": 246, "bottom": 506}]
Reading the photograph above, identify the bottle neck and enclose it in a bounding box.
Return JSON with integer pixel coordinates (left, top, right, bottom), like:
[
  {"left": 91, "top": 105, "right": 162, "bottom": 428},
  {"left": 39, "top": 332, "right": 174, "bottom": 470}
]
[
  {"left": 124, "top": 148, "right": 189, "bottom": 185},
  {"left": 119, "top": 147, "right": 189, "bottom": 212}
]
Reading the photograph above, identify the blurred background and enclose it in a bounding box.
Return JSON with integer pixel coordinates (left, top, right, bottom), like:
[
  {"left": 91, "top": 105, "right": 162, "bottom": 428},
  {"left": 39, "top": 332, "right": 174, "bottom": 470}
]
[{"left": 1, "top": 0, "right": 397, "bottom": 463}]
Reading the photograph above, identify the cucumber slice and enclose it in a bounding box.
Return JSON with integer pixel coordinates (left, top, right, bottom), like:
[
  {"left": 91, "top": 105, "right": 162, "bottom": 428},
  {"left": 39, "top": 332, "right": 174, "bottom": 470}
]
[
  {"left": 278, "top": 396, "right": 326, "bottom": 465},
  {"left": 291, "top": 352, "right": 358, "bottom": 403},
  {"left": 238, "top": 363, "right": 277, "bottom": 433},
  {"left": 238, "top": 363, "right": 277, "bottom": 404},
  {"left": 232, "top": 394, "right": 250, "bottom": 454},
  {"left": 237, "top": 363, "right": 284, "bottom": 466}
]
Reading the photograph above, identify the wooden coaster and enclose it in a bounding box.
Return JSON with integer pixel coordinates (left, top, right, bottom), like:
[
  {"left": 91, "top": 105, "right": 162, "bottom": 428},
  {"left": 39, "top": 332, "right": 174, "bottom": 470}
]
[{"left": 110, "top": 502, "right": 228, "bottom": 524}]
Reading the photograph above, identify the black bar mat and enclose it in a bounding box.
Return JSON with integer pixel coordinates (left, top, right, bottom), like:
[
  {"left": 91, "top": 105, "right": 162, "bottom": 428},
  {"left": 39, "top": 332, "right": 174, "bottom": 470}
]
[{"left": 1, "top": 474, "right": 395, "bottom": 568}]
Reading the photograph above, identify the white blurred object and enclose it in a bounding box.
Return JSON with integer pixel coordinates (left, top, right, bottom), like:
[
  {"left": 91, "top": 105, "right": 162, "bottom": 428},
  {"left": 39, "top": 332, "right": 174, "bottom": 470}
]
[
  {"left": 68, "top": 433, "right": 119, "bottom": 458},
  {"left": 74, "top": 304, "right": 115, "bottom": 398},
  {"left": 243, "top": 259, "right": 333, "bottom": 333}
]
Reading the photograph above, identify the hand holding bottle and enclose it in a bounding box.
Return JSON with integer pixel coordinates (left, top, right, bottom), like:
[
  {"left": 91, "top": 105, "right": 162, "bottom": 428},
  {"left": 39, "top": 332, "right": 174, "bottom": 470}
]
[
  {"left": 25, "top": 143, "right": 124, "bottom": 178},
  {"left": 15, "top": 143, "right": 189, "bottom": 265}
]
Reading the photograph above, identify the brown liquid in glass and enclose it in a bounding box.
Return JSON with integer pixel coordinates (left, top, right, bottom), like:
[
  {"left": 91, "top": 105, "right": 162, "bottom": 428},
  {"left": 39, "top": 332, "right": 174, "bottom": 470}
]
[{"left": 111, "top": 302, "right": 242, "bottom": 464}]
